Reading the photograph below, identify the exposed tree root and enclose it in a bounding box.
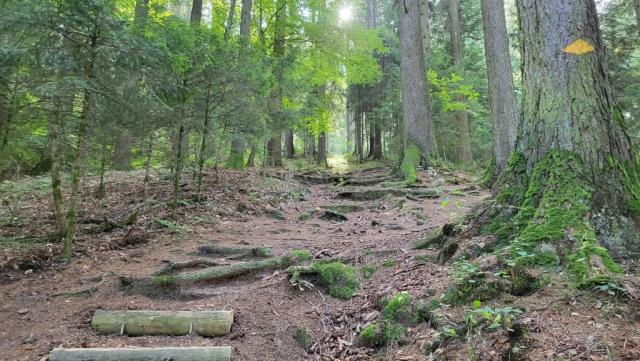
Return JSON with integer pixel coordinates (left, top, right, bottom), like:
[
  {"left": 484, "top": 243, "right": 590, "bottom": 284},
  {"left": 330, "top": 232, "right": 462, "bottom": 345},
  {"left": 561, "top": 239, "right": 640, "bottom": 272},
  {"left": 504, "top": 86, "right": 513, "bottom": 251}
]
[
  {"left": 337, "top": 188, "right": 440, "bottom": 201},
  {"left": 155, "top": 259, "right": 221, "bottom": 275},
  {"left": 197, "top": 245, "right": 273, "bottom": 259},
  {"left": 338, "top": 175, "right": 396, "bottom": 186}
]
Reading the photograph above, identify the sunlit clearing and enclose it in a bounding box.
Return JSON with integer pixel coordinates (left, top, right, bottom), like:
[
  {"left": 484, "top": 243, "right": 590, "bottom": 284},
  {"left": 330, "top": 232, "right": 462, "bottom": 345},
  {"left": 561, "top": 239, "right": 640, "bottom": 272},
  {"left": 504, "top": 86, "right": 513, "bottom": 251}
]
[{"left": 338, "top": 6, "right": 353, "bottom": 24}]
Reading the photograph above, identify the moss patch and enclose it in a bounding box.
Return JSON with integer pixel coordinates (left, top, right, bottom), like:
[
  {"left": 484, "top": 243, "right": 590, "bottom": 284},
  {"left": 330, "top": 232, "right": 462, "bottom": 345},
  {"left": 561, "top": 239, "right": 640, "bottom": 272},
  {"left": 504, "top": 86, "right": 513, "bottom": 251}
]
[
  {"left": 312, "top": 261, "right": 359, "bottom": 300},
  {"left": 400, "top": 142, "right": 421, "bottom": 184}
]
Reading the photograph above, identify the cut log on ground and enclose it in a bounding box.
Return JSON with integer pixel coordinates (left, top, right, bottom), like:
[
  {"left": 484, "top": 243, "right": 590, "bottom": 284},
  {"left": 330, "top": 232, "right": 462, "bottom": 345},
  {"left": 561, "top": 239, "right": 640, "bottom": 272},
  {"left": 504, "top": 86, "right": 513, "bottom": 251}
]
[
  {"left": 48, "top": 347, "right": 232, "bottom": 361},
  {"left": 91, "top": 310, "right": 233, "bottom": 337},
  {"left": 198, "top": 244, "right": 272, "bottom": 259}
]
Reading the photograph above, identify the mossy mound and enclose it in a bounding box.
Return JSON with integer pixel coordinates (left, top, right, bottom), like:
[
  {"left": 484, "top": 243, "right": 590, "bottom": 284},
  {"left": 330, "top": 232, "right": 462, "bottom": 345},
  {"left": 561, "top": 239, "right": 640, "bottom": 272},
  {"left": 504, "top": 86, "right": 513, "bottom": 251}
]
[
  {"left": 359, "top": 292, "right": 425, "bottom": 347},
  {"left": 312, "top": 261, "right": 359, "bottom": 300}
]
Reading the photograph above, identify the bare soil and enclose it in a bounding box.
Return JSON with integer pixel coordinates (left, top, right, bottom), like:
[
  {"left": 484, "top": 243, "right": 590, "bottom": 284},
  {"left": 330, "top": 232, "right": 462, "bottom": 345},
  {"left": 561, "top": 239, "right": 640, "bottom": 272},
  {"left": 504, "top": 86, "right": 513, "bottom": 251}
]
[{"left": 1, "top": 166, "right": 639, "bottom": 360}]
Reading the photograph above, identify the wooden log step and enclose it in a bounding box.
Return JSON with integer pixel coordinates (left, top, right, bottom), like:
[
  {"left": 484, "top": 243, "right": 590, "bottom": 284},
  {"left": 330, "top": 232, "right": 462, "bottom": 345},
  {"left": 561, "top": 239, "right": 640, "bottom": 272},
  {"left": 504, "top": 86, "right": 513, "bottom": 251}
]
[
  {"left": 49, "top": 346, "right": 231, "bottom": 361},
  {"left": 91, "top": 310, "right": 233, "bottom": 337}
]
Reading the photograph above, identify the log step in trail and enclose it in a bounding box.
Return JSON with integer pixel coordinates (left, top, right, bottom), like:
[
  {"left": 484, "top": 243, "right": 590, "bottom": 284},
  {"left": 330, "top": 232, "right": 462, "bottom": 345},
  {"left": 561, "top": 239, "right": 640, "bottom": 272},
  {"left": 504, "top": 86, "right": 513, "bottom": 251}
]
[
  {"left": 48, "top": 346, "right": 232, "bottom": 361},
  {"left": 91, "top": 310, "right": 234, "bottom": 337}
]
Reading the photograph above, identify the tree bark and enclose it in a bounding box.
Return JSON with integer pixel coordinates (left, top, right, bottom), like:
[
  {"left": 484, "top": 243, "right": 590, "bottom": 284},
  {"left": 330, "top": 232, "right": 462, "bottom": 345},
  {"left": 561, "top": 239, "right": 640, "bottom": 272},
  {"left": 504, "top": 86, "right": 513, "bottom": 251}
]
[
  {"left": 269, "top": 0, "right": 285, "bottom": 167},
  {"left": 226, "top": 136, "right": 245, "bottom": 170},
  {"left": 190, "top": 0, "right": 203, "bottom": 25},
  {"left": 419, "top": 0, "right": 430, "bottom": 59},
  {"left": 354, "top": 110, "right": 364, "bottom": 162},
  {"left": 285, "top": 129, "right": 295, "bottom": 159},
  {"left": 49, "top": 347, "right": 231, "bottom": 361},
  {"left": 224, "top": 0, "right": 238, "bottom": 42},
  {"left": 48, "top": 95, "right": 67, "bottom": 237},
  {"left": 91, "top": 310, "right": 233, "bottom": 337},
  {"left": 142, "top": 132, "right": 154, "bottom": 198},
  {"left": 398, "top": 0, "right": 433, "bottom": 182},
  {"left": 447, "top": 0, "right": 472, "bottom": 164},
  {"left": 481, "top": 0, "right": 518, "bottom": 180},
  {"left": 240, "top": 0, "right": 253, "bottom": 43},
  {"left": 113, "top": 131, "right": 133, "bottom": 170},
  {"left": 246, "top": 144, "right": 256, "bottom": 167},
  {"left": 317, "top": 132, "right": 328, "bottom": 166},
  {"left": 171, "top": 124, "right": 185, "bottom": 219},
  {"left": 492, "top": 0, "right": 639, "bottom": 275}
]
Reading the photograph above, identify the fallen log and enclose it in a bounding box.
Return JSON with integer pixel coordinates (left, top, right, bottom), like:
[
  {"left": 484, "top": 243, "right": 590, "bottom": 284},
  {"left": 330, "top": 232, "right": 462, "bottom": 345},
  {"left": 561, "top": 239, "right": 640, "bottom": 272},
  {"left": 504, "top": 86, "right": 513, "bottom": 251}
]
[
  {"left": 294, "top": 173, "right": 350, "bottom": 184},
  {"left": 91, "top": 310, "right": 233, "bottom": 337},
  {"left": 48, "top": 346, "right": 231, "bottom": 361},
  {"left": 338, "top": 175, "right": 396, "bottom": 186},
  {"left": 198, "top": 244, "right": 272, "bottom": 259}
]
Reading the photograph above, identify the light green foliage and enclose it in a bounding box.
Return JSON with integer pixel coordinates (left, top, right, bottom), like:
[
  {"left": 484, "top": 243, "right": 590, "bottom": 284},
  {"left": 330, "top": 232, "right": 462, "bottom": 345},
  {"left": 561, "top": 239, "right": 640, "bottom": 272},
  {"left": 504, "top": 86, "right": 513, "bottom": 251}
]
[
  {"left": 291, "top": 250, "right": 312, "bottom": 262},
  {"left": 464, "top": 301, "right": 524, "bottom": 332},
  {"left": 360, "top": 292, "right": 422, "bottom": 346},
  {"left": 427, "top": 70, "right": 480, "bottom": 112},
  {"left": 312, "top": 261, "right": 359, "bottom": 300},
  {"left": 382, "top": 260, "right": 397, "bottom": 268},
  {"left": 360, "top": 323, "right": 378, "bottom": 345},
  {"left": 361, "top": 265, "right": 377, "bottom": 279}
]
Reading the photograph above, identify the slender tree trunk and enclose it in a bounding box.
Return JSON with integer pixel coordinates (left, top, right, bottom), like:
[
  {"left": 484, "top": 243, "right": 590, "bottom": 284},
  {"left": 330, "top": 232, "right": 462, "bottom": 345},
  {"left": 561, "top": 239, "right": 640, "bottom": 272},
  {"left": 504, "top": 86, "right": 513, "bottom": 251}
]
[
  {"left": 269, "top": 0, "right": 285, "bottom": 167},
  {"left": 226, "top": 137, "right": 245, "bottom": 169},
  {"left": 97, "top": 143, "right": 107, "bottom": 199},
  {"left": 285, "top": 129, "right": 295, "bottom": 159},
  {"left": 62, "top": 26, "right": 99, "bottom": 259},
  {"left": 346, "top": 106, "right": 353, "bottom": 153},
  {"left": 224, "top": 0, "right": 238, "bottom": 42},
  {"left": 171, "top": 124, "right": 185, "bottom": 219},
  {"left": 196, "top": 91, "right": 211, "bottom": 201},
  {"left": 492, "top": 0, "right": 639, "bottom": 276},
  {"left": 245, "top": 145, "right": 256, "bottom": 167},
  {"left": 317, "top": 132, "right": 328, "bottom": 167},
  {"left": 48, "top": 96, "right": 66, "bottom": 238},
  {"left": 398, "top": 0, "right": 433, "bottom": 183},
  {"left": 354, "top": 110, "right": 364, "bottom": 162},
  {"left": 447, "top": 0, "right": 472, "bottom": 164},
  {"left": 143, "top": 132, "right": 154, "bottom": 198},
  {"left": 481, "top": 0, "right": 518, "bottom": 181}
]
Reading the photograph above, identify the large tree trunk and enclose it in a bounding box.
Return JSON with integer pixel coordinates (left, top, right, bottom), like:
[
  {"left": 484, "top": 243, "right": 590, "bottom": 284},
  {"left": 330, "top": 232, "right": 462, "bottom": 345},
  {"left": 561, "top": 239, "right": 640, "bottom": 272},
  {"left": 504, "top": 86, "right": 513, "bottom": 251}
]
[
  {"left": 240, "top": 0, "right": 253, "bottom": 43},
  {"left": 492, "top": 0, "right": 639, "bottom": 283},
  {"left": 481, "top": 0, "right": 518, "bottom": 181},
  {"left": 226, "top": 136, "right": 245, "bottom": 170},
  {"left": 190, "top": 0, "right": 203, "bottom": 25},
  {"left": 447, "top": 0, "right": 472, "bottom": 164},
  {"left": 398, "top": 0, "right": 433, "bottom": 183}
]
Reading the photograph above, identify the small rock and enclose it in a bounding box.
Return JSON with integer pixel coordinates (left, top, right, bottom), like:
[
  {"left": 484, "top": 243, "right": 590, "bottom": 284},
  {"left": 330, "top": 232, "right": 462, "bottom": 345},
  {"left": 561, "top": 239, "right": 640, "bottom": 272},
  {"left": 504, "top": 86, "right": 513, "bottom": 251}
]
[
  {"left": 22, "top": 333, "right": 36, "bottom": 344},
  {"left": 24, "top": 269, "right": 33, "bottom": 275},
  {"left": 17, "top": 308, "right": 29, "bottom": 315}
]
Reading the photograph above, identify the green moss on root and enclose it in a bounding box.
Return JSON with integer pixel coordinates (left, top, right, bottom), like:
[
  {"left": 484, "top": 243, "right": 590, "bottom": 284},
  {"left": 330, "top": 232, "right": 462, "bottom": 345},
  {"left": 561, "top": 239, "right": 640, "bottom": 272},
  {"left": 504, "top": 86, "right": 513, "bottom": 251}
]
[
  {"left": 312, "top": 261, "right": 359, "bottom": 300},
  {"left": 400, "top": 142, "right": 420, "bottom": 184}
]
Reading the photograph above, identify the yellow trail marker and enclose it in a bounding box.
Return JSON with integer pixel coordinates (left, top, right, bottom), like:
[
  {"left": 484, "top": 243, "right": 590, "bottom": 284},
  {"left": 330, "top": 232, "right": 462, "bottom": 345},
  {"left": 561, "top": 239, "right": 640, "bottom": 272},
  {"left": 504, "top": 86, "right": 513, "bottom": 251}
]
[{"left": 563, "top": 39, "right": 595, "bottom": 55}]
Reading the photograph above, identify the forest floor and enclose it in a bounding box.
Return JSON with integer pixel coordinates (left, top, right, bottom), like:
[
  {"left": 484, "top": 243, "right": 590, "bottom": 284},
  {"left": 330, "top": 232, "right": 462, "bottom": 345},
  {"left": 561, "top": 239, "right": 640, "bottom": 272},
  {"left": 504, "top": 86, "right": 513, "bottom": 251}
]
[{"left": 1, "top": 163, "right": 640, "bottom": 360}]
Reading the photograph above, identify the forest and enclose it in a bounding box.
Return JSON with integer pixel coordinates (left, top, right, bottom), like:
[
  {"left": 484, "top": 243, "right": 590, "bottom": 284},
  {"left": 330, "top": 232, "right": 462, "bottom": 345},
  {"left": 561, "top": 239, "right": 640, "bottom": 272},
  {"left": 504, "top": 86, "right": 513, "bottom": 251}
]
[{"left": 1, "top": 0, "right": 640, "bottom": 360}]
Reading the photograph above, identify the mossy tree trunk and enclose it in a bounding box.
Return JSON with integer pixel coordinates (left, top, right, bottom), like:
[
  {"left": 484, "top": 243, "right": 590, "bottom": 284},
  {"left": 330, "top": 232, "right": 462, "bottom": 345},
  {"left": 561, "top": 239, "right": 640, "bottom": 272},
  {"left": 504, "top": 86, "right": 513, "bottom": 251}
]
[
  {"left": 48, "top": 94, "right": 67, "bottom": 238},
  {"left": 397, "top": 0, "right": 433, "bottom": 183},
  {"left": 493, "top": 0, "right": 640, "bottom": 282}
]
